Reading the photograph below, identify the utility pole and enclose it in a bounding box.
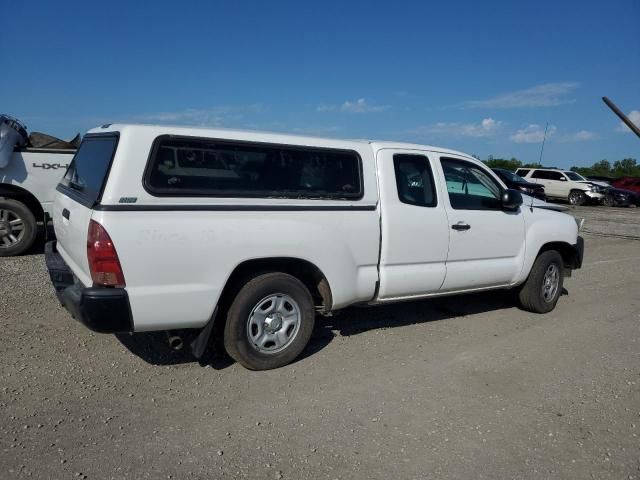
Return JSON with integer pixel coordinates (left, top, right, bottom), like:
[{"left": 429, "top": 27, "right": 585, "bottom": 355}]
[{"left": 602, "top": 97, "right": 640, "bottom": 139}]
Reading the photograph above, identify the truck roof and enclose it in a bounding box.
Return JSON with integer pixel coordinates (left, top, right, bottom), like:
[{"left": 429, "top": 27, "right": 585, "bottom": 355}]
[{"left": 87, "top": 123, "right": 474, "bottom": 160}]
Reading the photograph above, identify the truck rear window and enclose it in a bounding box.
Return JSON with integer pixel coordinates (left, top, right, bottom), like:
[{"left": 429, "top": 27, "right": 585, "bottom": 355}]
[
  {"left": 59, "top": 135, "right": 118, "bottom": 206},
  {"left": 144, "top": 136, "right": 363, "bottom": 199}
]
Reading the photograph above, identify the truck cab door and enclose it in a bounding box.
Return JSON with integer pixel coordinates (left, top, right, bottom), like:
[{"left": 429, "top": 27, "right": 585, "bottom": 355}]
[
  {"left": 376, "top": 149, "right": 449, "bottom": 300},
  {"left": 437, "top": 156, "right": 525, "bottom": 290}
]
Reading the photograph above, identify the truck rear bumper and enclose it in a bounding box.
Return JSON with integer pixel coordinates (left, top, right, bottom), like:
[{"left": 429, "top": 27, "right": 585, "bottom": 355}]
[{"left": 45, "top": 241, "right": 133, "bottom": 333}]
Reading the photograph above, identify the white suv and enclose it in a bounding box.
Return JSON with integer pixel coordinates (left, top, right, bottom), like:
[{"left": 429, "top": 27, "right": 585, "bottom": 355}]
[
  {"left": 46, "top": 125, "right": 583, "bottom": 370},
  {"left": 515, "top": 168, "right": 605, "bottom": 205}
]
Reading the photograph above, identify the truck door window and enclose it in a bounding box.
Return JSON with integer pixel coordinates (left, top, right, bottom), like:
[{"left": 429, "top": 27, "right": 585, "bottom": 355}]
[
  {"left": 393, "top": 154, "right": 437, "bottom": 207},
  {"left": 440, "top": 158, "right": 502, "bottom": 210}
]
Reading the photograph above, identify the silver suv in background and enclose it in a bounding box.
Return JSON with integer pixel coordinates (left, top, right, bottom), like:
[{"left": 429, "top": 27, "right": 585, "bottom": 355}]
[{"left": 515, "top": 168, "right": 605, "bottom": 206}]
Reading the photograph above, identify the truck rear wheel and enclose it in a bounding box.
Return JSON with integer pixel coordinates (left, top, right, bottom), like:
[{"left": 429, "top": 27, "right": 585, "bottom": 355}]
[
  {"left": 223, "top": 272, "right": 315, "bottom": 370},
  {"left": 0, "top": 198, "right": 37, "bottom": 257},
  {"left": 518, "top": 250, "right": 564, "bottom": 313}
]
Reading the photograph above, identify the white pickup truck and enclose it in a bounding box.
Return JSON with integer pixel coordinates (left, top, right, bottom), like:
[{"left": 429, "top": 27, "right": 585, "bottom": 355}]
[
  {"left": 45, "top": 124, "right": 583, "bottom": 370},
  {"left": 0, "top": 115, "right": 77, "bottom": 255}
]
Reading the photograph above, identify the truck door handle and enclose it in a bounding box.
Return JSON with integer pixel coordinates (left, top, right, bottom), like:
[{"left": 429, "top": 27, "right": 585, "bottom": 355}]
[
  {"left": 451, "top": 222, "right": 470, "bottom": 231},
  {"left": 62, "top": 208, "right": 70, "bottom": 220}
]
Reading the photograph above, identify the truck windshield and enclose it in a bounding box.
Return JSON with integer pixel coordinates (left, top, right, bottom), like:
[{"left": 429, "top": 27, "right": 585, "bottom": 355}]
[
  {"left": 59, "top": 135, "right": 118, "bottom": 205},
  {"left": 564, "top": 171, "right": 586, "bottom": 181}
]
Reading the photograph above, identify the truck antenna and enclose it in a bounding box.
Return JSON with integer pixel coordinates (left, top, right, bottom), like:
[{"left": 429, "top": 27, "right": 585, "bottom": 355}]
[{"left": 538, "top": 122, "right": 549, "bottom": 166}]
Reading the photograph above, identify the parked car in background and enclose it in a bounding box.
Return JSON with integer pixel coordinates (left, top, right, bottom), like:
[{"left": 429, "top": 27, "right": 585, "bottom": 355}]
[
  {"left": 515, "top": 168, "right": 605, "bottom": 206},
  {"left": 491, "top": 168, "right": 545, "bottom": 200},
  {"left": 599, "top": 177, "right": 640, "bottom": 207},
  {"left": 612, "top": 177, "right": 640, "bottom": 196},
  {"left": 0, "top": 115, "right": 78, "bottom": 256},
  {"left": 600, "top": 186, "right": 638, "bottom": 207},
  {"left": 583, "top": 176, "right": 638, "bottom": 207},
  {"left": 46, "top": 124, "right": 583, "bottom": 370}
]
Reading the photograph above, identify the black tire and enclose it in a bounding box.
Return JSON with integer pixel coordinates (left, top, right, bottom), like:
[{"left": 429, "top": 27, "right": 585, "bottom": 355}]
[
  {"left": 602, "top": 195, "right": 615, "bottom": 207},
  {"left": 223, "top": 273, "right": 315, "bottom": 370},
  {"left": 0, "top": 198, "right": 37, "bottom": 257},
  {"left": 568, "top": 190, "right": 587, "bottom": 206},
  {"left": 518, "top": 250, "right": 564, "bottom": 313}
]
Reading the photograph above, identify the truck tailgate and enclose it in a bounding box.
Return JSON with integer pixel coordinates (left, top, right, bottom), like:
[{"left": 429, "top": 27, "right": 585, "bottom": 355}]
[{"left": 53, "top": 134, "right": 119, "bottom": 286}]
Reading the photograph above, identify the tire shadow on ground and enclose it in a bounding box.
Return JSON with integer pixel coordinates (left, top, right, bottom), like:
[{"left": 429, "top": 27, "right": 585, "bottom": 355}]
[
  {"left": 114, "top": 289, "right": 537, "bottom": 370},
  {"left": 115, "top": 329, "right": 236, "bottom": 369},
  {"left": 296, "top": 289, "right": 520, "bottom": 363}
]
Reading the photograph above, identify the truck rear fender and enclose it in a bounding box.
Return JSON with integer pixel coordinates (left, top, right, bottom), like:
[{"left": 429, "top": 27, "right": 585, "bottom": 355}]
[{"left": 217, "top": 257, "right": 333, "bottom": 314}]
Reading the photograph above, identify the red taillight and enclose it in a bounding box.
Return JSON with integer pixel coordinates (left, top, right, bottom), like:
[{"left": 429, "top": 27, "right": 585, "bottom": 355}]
[{"left": 87, "top": 219, "right": 125, "bottom": 287}]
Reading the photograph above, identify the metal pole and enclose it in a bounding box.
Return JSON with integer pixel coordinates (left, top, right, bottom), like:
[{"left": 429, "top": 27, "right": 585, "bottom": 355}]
[{"left": 602, "top": 97, "right": 640, "bottom": 139}]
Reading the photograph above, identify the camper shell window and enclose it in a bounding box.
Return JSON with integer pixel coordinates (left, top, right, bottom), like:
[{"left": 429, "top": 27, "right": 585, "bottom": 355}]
[{"left": 144, "top": 136, "right": 363, "bottom": 199}]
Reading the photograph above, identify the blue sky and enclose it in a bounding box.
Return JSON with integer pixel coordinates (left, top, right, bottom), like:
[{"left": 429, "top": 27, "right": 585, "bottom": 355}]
[{"left": 3, "top": 0, "right": 639, "bottom": 168}]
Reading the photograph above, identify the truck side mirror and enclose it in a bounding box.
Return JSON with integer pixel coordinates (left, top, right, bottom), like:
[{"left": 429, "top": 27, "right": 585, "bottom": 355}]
[{"left": 502, "top": 189, "right": 523, "bottom": 211}]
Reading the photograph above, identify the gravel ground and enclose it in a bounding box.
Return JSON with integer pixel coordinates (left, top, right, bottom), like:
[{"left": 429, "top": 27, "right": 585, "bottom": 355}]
[{"left": 1, "top": 206, "right": 639, "bottom": 479}]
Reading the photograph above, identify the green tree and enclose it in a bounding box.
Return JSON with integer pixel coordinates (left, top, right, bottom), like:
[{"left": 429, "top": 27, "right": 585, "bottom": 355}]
[
  {"left": 591, "top": 160, "right": 613, "bottom": 177},
  {"left": 612, "top": 158, "right": 640, "bottom": 177},
  {"left": 570, "top": 166, "right": 593, "bottom": 176},
  {"left": 570, "top": 160, "right": 614, "bottom": 178},
  {"left": 569, "top": 158, "right": 638, "bottom": 178},
  {"left": 483, "top": 157, "right": 522, "bottom": 171}
]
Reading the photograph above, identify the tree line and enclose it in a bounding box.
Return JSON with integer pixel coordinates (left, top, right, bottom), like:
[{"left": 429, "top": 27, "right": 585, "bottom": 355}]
[{"left": 480, "top": 155, "right": 640, "bottom": 178}]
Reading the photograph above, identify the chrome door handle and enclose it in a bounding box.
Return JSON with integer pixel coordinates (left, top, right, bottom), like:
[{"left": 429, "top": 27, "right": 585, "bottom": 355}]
[{"left": 451, "top": 222, "right": 470, "bottom": 231}]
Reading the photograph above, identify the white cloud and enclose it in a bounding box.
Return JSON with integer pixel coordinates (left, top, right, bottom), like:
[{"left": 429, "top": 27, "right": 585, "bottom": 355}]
[
  {"left": 569, "top": 130, "right": 597, "bottom": 141},
  {"left": 616, "top": 110, "right": 640, "bottom": 132},
  {"left": 510, "top": 124, "right": 557, "bottom": 143},
  {"left": 316, "top": 104, "right": 336, "bottom": 112},
  {"left": 410, "top": 117, "right": 503, "bottom": 138},
  {"left": 131, "top": 104, "right": 263, "bottom": 126},
  {"left": 317, "top": 98, "right": 389, "bottom": 113},
  {"left": 465, "top": 82, "right": 579, "bottom": 109},
  {"left": 510, "top": 125, "right": 597, "bottom": 143}
]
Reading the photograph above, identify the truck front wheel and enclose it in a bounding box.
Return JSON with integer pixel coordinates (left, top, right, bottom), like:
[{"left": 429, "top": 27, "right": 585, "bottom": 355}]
[
  {"left": 0, "top": 198, "right": 37, "bottom": 257},
  {"left": 568, "top": 190, "right": 587, "bottom": 206},
  {"left": 518, "top": 250, "right": 564, "bottom": 313},
  {"left": 223, "top": 272, "right": 315, "bottom": 370}
]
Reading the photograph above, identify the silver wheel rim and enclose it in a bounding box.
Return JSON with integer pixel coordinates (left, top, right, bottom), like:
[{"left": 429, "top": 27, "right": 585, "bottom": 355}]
[
  {"left": 0, "top": 208, "right": 26, "bottom": 249},
  {"left": 541, "top": 263, "right": 560, "bottom": 303},
  {"left": 569, "top": 192, "right": 581, "bottom": 205},
  {"left": 246, "top": 294, "right": 301, "bottom": 354}
]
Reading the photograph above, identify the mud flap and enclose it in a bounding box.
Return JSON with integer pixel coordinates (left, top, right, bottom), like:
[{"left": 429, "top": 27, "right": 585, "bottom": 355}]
[{"left": 190, "top": 307, "right": 218, "bottom": 359}]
